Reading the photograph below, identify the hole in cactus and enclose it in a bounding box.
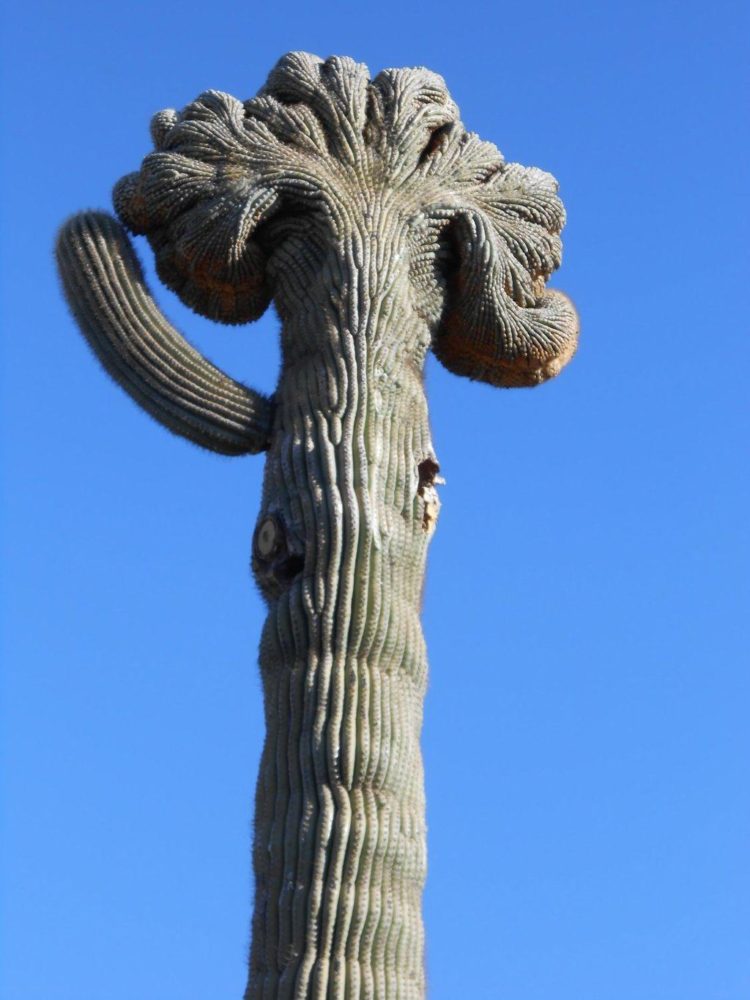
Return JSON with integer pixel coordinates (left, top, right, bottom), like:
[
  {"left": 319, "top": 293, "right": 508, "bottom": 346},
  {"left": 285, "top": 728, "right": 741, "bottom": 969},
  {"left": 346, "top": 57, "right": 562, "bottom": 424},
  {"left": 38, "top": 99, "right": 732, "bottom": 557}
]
[
  {"left": 278, "top": 553, "right": 304, "bottom": 580},
  {"left": 417, "top": 458, "right": 440, "bottom": 489}
]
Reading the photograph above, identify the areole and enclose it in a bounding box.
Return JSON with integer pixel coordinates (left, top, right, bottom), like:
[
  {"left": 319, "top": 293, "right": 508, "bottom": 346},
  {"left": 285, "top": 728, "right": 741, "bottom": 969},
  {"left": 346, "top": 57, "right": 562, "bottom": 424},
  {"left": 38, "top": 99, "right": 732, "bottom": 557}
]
[{"left": 56, "top": 51, "right": 578, "bottom": 999}]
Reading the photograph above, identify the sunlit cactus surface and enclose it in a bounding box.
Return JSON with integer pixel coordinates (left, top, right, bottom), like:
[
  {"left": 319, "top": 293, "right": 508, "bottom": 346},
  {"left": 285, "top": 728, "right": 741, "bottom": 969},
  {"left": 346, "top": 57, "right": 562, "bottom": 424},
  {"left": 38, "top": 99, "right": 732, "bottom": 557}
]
[{"left": 57, "top": 51, "right": 578, "bottom": 1000}]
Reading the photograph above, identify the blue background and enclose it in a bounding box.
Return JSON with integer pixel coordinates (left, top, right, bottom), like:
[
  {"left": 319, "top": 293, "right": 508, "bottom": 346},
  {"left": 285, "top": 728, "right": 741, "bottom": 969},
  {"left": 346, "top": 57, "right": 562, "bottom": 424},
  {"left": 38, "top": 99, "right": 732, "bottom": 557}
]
[{"left": 2, "top": 1, "right": 748, "bottom": 997}]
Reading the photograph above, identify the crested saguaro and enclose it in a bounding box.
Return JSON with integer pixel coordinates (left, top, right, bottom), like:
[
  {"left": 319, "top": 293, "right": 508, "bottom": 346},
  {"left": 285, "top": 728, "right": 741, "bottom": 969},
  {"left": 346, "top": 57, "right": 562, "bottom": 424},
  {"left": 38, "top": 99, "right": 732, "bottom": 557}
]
[{"left": 57, "top": 52, "right": 578, "bottom": 1000}]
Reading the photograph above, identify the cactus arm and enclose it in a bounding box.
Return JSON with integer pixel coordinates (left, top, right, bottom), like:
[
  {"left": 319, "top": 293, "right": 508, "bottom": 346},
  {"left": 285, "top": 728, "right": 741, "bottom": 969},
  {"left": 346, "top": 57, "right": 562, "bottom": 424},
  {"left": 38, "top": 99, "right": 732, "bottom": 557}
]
[{"left": 56, "top": 211, "right": 274, "bottom": 456}]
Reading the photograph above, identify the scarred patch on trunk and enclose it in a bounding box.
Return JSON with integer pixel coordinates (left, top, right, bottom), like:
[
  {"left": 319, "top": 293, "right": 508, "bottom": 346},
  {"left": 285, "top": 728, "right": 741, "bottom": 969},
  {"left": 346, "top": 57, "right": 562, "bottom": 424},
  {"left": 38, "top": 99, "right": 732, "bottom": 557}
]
[{"left": 417, "top": 458, "right": 444, "bottom": 534}]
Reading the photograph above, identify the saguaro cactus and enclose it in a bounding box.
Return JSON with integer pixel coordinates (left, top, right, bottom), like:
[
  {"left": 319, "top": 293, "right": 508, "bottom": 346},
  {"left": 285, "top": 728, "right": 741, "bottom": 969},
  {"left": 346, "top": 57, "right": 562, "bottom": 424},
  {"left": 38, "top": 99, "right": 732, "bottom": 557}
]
[{"left": 57, "top": 52, "right": 578, "bottom": 999}]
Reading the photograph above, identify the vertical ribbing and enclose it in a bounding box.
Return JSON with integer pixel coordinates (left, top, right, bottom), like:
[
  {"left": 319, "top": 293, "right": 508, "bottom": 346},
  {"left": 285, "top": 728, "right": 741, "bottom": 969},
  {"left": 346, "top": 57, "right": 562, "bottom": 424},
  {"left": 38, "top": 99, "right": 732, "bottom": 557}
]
[{"left": 247, "top": 212, "right": 434, "bottom": 999}]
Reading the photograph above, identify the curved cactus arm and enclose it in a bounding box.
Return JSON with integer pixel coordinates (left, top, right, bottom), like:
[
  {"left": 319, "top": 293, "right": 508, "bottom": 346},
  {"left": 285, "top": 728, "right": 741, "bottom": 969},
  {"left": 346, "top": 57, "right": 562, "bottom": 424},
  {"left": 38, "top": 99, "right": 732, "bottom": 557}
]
[{"left": 56, "top": 211, "right": 274, "bottom": 456}]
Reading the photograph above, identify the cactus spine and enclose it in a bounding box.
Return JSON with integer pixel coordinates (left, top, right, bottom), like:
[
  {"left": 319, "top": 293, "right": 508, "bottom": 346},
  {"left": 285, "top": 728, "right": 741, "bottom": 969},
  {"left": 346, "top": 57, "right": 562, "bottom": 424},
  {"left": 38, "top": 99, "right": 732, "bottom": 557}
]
[{"left": 56, "top": 52, "right": 578, "bottom": 999}]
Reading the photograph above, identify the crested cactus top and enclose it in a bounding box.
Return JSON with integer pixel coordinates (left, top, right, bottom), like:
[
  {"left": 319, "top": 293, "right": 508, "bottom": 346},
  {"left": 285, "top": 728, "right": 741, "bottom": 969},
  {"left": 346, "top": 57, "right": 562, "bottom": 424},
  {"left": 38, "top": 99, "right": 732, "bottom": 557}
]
[{"left": 114, "top": 51, "right": 578, "bottom": 386}]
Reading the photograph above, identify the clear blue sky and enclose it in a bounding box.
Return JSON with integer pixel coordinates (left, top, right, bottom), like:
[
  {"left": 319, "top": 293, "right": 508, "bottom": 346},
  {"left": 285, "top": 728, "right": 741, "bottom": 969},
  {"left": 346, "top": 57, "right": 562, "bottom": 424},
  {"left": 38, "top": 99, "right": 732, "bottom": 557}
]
[{"left": 2, "top": 1, "right": 748, "bottom": 997}]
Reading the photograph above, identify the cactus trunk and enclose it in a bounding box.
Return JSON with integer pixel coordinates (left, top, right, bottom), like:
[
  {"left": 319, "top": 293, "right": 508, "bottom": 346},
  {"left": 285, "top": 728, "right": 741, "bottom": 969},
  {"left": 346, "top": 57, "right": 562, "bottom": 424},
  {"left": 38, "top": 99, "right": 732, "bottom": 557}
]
[{"left": 247, "top": 228, "right": 436, "bottom": 998}]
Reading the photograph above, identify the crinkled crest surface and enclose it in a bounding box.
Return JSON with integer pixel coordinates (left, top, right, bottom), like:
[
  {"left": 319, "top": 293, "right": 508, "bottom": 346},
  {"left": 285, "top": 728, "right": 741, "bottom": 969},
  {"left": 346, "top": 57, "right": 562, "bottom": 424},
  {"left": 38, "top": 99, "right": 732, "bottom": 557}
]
[{"left": 113, "top": 51, "right": 577, "bottom": 384}]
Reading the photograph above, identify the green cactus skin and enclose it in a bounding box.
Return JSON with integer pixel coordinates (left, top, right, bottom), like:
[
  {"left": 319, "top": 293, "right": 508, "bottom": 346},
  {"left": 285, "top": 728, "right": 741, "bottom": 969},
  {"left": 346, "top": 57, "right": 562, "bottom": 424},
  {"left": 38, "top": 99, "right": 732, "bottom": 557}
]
[{"left": 56, "top": 52, "right": 578, "bottom": 1000}]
